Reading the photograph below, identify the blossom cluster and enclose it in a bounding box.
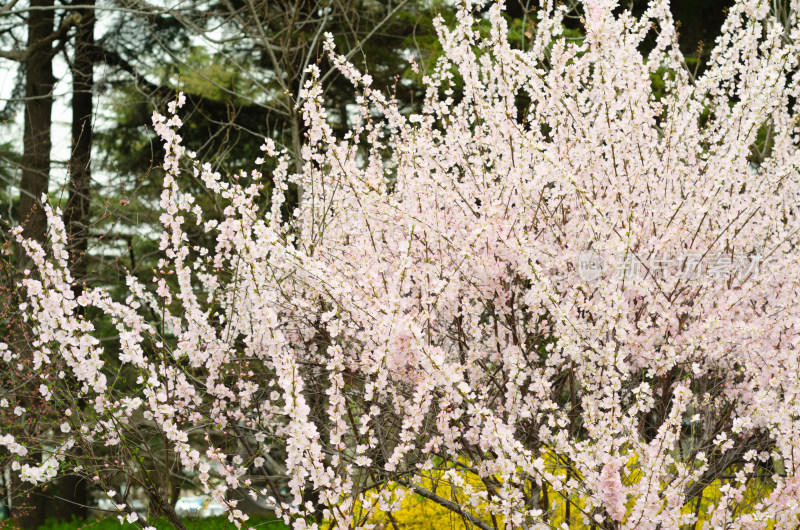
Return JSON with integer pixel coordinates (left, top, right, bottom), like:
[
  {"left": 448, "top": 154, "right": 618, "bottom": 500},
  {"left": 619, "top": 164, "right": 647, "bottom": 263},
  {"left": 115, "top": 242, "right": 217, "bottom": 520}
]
[{"left": 3, "top": 0, "right": 800, "bottom": 528}]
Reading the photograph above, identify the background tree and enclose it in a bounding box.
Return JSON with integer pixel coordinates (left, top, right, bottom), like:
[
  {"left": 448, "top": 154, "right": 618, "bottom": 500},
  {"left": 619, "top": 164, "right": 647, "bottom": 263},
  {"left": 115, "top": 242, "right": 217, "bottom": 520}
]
[{"left": 0, "top": 1, "right": 65, "bottom": 526}]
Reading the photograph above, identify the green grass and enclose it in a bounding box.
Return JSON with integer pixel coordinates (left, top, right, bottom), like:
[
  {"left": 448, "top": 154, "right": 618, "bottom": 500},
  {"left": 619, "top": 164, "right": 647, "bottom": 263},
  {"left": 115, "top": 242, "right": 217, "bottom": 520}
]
[{"left": 34, "top": 514, "right": 289, "bottom": 530}]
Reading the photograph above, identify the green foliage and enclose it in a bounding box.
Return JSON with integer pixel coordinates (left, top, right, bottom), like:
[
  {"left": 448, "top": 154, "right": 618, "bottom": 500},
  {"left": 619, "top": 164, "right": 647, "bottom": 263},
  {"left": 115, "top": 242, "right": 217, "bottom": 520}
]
[{"left": 0, "top": 140, "right": 19, "bottom": 191}]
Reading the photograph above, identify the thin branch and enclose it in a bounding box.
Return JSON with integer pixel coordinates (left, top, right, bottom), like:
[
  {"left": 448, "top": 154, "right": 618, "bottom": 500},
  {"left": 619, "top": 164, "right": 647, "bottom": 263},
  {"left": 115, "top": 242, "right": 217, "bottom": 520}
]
[{"left": 397, "top": 480, "right": 495, "bottom": 530}]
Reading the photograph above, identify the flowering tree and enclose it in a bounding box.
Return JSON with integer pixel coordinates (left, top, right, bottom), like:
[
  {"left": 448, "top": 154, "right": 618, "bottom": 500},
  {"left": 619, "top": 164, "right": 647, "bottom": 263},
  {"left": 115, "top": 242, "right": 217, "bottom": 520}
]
[{"left": 3, "top": 0, "right": 800, "bottom": 528}]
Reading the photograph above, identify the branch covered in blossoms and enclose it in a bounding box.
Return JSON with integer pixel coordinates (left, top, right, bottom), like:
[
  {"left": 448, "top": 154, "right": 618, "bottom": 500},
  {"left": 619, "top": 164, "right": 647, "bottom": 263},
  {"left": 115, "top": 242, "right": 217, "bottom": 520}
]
[{"left": 3, "top": 0, "right": 800, "bottom": 528}]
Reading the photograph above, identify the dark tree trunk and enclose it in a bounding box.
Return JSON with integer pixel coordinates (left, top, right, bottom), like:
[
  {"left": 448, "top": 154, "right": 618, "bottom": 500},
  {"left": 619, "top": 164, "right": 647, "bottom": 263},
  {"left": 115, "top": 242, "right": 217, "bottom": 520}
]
[
  {"left": 53, "top": 1, "right": 95, "bottom": 522},
  {"left": 12, "top": 2, "right": 56, "bottom": 527},
  {"left": 18, "top": 0, "right": 55, "bottom": 253},
  {"left": 52, "top": 474, "right": 88, "bottom": 522},
  {"left": 64, "top": 0, "right": 93, "bottom": 289}
]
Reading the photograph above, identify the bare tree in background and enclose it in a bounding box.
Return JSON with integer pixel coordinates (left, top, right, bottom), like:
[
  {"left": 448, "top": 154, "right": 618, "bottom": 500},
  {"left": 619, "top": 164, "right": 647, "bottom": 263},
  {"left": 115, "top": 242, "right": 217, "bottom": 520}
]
[
  {"left": 105, "top": 0, "right": 417, "bottom": 168},
  {"left": 1, "top": 1, "right": 63, "bottom": 526}
]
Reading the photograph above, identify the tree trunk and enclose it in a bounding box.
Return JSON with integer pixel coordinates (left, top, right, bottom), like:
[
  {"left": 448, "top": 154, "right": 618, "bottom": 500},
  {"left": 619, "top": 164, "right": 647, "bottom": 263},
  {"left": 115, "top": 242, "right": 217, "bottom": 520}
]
[
  {"left": 64, "top": 0, "right": 93, "bottom": 289},
  {"left": 52, "top": 3, "right": 96, "bottom": 521},
  {"left": 52, "top": 474, "right": 88, "bottom": 522},
  {"left": 17, "top": 0, "right": 55, "bottom": 253},
  {"left": 12, "top": 2, "right": 56, "bottom": 527}
]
